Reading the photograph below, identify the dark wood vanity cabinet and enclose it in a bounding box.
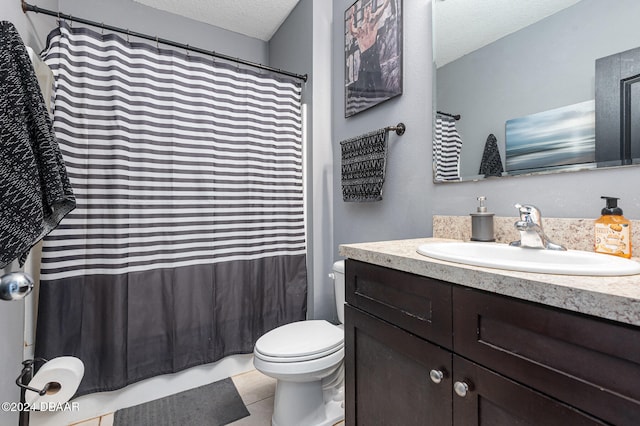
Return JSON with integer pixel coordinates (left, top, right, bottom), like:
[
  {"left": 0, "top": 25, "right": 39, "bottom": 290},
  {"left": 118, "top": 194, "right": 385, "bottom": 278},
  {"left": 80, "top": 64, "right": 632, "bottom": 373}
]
[
  {"left": 345, "top": 306, "right": 453, "bottom": 425},
  {"left": 344, "top": 259, "right": 640, "bottom": 425},
  {"left": 345, "top": 259, "right": 454, "bottom": 425}
]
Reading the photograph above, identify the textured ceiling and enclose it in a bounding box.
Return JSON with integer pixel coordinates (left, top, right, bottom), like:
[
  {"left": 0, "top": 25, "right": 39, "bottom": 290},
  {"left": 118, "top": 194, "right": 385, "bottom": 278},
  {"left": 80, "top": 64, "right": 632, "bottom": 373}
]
[
  {"left": 133, "top": 0, "right": 583, "bottom": 63},
  {"left": 133, "top": 0, "right": 300, "bottom": 41},
  {"left": 434, "top": 0, "right": 582, "bottom": 67}
]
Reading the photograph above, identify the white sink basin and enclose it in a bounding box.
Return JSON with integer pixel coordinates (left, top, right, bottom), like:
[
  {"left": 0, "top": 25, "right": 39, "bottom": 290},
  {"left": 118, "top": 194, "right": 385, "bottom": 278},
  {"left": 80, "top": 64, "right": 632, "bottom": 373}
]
[{"left": 416, "top": 241, "right": 640, "bottom": 276}]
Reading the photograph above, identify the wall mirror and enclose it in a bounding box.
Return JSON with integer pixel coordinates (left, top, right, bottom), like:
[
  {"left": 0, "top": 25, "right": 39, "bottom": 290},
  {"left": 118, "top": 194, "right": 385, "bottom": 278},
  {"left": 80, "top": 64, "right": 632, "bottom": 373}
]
[{"left": 433, "top": 0, "right": 640, "bottom": 183}]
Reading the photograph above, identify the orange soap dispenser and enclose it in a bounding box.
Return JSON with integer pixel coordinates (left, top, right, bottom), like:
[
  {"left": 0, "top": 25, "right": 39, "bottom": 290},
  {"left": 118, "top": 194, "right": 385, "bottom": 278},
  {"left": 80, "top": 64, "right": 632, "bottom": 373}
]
[{"left": 594, "top": 196, "right": 632, "bottom": 259}]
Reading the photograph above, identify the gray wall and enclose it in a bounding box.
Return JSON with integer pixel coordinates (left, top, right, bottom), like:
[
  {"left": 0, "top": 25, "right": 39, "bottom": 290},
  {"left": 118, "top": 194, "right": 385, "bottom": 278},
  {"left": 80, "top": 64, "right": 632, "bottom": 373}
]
[
  {"left": 332, "top": 0, "right": 435, "bottom": 258},
  {"left": 0, "top": 293, "right": 23, "bottom": 424},
  {"left": 433, "top": 162, "right": 640, "bottom": 219},
  {"left": 59, "top": 0, "right": 268, "bottom": 63},
  {"left": 269, "top": 0, "right": 315, "bottom": 319},
  {"left": 4, "top": 0, "right": 57, "bottom": 51},
  {"left": 271, "top": 0, "right": 335, "bottom": 321},
  {"left": 437, "top": 0, "right": 640, "bottom": 179}
]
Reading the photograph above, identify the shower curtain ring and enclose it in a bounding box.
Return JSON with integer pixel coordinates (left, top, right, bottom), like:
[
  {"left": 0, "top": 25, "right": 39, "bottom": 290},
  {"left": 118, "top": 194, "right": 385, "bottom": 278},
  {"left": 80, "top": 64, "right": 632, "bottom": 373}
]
[
  {"left": 156, "top": 36, "right": 159, "bottom": 49},
  {"left": 101, "top": 22, "right": 104, "bottom": 35},
  {"left": 186, "top": 44, "right": 190, "bottom": 57},
  {"left": 126, "top": 29, "right": 130, "bottom": 43}
]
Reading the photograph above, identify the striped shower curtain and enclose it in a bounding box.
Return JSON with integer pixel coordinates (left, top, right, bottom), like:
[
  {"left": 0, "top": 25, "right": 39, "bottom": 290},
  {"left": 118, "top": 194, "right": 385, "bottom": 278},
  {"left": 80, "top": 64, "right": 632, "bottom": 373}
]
[
  {"left": 35, "top": 23, "right": 307, "bottom": 396},
  {"left": 433, "top": 114, "right": 462, "bottom": 181}
]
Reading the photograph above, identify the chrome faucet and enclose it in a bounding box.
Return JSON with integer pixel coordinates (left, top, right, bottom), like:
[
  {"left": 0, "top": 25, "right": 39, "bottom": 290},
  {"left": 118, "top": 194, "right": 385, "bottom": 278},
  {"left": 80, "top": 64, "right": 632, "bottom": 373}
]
[{"left": 510, "top": 204, "right": 567, "bottom": 251}]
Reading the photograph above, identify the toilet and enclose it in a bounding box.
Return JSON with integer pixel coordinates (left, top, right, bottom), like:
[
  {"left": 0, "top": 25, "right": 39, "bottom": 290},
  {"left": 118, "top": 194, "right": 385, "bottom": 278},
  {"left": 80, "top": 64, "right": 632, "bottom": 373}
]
[{"left": 253, "top": 260, "right": 345, "bottom": 426}]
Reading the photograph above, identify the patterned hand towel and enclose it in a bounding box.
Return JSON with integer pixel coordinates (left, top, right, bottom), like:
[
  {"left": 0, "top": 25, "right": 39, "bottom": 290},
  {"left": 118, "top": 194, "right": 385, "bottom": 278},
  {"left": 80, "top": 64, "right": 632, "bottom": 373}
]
[
  {"left": 478, "top": 133, "right": 504, "bottom": 177},
  {"left": 341, "top": 129, "right": 388, "bottom": 202},
  {"left": 0, "top": 21, "right": 76, "bottom": 268}
]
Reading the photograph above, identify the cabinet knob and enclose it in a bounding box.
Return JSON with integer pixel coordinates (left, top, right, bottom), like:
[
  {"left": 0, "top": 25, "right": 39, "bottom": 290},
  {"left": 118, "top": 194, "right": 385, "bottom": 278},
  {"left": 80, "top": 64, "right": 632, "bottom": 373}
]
[
  {"left": 429, "top": 369, "right": 445, "bottom": 384},
  {"left": 454, "top": 381, "right": 471, "bottom": 397}
]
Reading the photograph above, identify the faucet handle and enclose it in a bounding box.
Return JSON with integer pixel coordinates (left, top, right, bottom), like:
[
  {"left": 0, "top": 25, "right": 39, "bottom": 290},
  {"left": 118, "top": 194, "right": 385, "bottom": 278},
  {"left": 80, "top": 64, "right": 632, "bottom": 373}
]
[{"left": 514, "top": 203, "right": 542, "bottom": 224}]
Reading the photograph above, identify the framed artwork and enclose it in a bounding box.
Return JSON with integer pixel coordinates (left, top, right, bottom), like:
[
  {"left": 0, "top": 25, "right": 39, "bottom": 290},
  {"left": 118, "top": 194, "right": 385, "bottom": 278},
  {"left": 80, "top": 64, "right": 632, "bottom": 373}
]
[
  {"left": 344, "top": 0, "right": 402, "bottom": 118},
  {"left": 505, "top": 100, "right": 596, "bottom": 174}
]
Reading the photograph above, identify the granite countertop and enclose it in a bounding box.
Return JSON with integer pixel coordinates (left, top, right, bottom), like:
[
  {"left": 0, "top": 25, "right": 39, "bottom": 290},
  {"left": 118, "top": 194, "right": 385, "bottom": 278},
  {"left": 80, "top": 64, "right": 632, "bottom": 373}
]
[{"left": 338, "top": 237, "right": 640, "bottom": 327}]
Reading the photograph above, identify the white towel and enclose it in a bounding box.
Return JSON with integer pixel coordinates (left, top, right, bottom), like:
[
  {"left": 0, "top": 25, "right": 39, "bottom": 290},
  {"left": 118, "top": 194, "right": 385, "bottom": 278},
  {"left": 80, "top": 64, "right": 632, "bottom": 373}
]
[{"left": 27, "top": 46, "right": 55, "bottom": 114}]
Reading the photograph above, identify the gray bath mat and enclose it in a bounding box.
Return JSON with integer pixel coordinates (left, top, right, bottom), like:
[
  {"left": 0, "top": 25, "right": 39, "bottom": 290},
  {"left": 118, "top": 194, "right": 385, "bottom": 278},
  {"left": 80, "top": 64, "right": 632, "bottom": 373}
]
[{"left": 113, "top": 377, "right": 249, "bottom": 426}]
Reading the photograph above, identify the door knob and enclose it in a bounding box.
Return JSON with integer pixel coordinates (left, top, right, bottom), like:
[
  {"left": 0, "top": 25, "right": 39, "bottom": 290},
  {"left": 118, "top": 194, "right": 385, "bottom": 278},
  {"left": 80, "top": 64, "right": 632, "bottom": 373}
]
[
  {"left": 429, "top": 369, "right": 445, "bottom": 384},
  {"left": 454, "top": 381, "right": 471, "bottom": 397}
]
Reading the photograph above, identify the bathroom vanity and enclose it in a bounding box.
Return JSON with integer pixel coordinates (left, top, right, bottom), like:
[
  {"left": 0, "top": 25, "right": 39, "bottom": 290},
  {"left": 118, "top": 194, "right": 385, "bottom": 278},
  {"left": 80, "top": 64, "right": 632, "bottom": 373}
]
[{"left": 340, "top": 238, "right": 640, "bottom": 425}]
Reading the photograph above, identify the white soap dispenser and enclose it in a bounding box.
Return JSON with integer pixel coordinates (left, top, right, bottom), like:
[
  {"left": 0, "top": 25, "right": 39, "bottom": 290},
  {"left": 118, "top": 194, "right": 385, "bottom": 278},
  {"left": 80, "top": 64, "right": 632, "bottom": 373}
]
[{"left": 470, "top": 196, "right": 495, "bottom": 242}]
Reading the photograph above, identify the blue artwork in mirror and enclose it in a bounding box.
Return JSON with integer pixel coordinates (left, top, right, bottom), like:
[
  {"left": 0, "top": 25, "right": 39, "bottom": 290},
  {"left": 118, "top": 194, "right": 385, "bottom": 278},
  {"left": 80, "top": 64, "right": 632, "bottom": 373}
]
[{"left": 505, "top": 100, "right": 595, "bottom": 174}]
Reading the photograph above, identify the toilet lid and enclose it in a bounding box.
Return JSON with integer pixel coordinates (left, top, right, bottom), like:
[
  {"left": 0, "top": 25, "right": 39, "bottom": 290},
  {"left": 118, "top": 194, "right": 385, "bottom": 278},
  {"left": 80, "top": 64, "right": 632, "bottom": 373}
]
[{"left": 255, "top": 320, "right": 344, "bottom": 360}]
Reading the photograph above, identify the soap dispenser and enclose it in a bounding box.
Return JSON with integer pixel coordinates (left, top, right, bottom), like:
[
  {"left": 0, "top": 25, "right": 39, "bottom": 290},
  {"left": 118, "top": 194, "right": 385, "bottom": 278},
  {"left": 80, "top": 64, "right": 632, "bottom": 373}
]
[
  {"left": 470, "top": 196, "right": 495, "bottom": 242},
  {"left": 595, "top": 196, "right": 632, "bottom": 258}
]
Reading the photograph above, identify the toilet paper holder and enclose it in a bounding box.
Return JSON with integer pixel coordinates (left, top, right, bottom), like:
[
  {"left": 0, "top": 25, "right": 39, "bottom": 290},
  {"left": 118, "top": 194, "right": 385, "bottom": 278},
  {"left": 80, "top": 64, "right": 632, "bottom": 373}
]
[
  {"left": 16, "top": 358, "right": 52, "bottom": 396},
  {"left": 16, "top": 358, "right": 49, "bottom": 426}
]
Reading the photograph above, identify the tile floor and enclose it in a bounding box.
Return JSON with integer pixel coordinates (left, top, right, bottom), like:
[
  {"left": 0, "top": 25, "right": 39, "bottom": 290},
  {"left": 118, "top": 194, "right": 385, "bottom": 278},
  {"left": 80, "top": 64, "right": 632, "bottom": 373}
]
[
  {"left": 71, "top": 369, "right": 345, "bottom": 426},
  {"left": 70, "top": 412, "right": 113, "bottom": 426},
  {"left": 227, "top": 369, "right": 277, "bottom": 426}
]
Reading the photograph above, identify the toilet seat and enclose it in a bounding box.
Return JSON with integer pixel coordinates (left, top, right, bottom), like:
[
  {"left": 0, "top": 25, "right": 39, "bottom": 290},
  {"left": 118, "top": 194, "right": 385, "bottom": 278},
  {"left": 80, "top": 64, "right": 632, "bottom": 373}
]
[
  {"left": 254, "top": 320, "right": 344, "bottom": 363},
  {"left": 255, "top": 342, "right": 344, "bottom": 363}
]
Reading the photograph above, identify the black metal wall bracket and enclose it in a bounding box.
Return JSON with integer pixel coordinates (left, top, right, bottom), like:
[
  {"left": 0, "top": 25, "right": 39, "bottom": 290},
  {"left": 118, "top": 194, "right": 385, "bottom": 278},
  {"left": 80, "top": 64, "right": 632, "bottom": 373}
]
[{"left": 386, "top": 122, "right": 406, "bottom": 136}]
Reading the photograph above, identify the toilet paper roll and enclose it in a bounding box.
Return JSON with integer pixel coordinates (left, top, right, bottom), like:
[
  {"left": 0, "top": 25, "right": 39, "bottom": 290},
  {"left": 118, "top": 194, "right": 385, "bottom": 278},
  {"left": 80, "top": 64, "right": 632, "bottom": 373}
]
[{"left": 25, "top": 357, "right": 84, "bottom": 407}]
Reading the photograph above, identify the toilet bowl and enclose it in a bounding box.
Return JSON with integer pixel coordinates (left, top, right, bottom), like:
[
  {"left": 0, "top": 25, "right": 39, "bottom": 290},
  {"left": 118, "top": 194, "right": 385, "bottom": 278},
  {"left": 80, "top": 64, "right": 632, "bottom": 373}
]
[{"left": 253, "top": 261, "right": 345, "bottom": 426}]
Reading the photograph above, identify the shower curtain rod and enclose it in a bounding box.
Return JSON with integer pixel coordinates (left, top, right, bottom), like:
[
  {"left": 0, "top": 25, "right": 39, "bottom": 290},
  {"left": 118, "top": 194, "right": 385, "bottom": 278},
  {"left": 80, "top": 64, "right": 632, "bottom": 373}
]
[
  {"left": 436, "top": 110, "right": 461, "bottom": 121},
  {"left": 21, "top": 0, "right": 308, "bottom": 82}
]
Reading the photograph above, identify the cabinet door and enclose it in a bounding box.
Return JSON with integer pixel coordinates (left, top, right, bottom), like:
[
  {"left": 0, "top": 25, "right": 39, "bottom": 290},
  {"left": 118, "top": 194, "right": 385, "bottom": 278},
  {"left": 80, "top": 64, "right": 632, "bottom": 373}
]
[
  {"left": 345, "top": 305, "right": 452, "bottom": 426},
  {"left": 452, "top": 356, "right": 606, "bottom": 426},
  {"left": 453, "top": 286, "right": 640, "bottom": 425}
]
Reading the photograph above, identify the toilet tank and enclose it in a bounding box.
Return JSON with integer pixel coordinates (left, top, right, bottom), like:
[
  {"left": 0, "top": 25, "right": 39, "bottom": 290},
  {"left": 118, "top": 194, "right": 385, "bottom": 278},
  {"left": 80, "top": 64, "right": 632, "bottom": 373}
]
[{"left": 332, "top": 260, "right": 346, "bottom": 324}]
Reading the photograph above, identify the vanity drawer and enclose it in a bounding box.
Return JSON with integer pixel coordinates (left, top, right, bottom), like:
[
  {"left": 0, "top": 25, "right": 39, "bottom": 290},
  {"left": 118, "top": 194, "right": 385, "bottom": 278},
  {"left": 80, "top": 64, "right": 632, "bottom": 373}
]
[
  {"left": 346, "top": 260, "right": 452, "bottom": 349},
  {"left": 453, "top": 286, "right": 640, "bottom": 425}
]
